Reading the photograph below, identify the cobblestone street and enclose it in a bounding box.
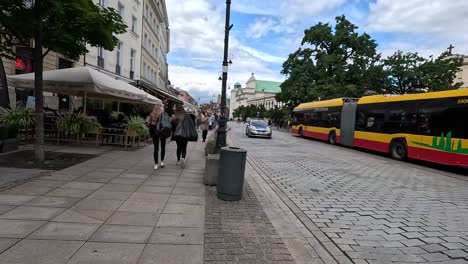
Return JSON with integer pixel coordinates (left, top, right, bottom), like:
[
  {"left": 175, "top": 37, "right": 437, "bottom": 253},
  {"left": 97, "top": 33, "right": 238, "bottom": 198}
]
[{"left": 229, "top": 123, "right": 468, "bottom": 264}]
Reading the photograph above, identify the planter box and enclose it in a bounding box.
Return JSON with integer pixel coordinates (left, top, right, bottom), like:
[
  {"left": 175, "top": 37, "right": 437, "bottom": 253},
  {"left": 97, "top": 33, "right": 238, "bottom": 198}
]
[{"left": 0, "top": 137, "right": 19, "bottom": 153}]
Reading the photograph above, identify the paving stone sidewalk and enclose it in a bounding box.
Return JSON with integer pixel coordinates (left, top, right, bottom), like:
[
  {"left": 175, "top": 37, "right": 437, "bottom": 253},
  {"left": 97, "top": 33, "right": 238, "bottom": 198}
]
[
  {"left": 0, "top": 134, "right": 303, "bottom": 264},
  {"left": 0, "top": 139, "right": 205, "bottom": 264}
]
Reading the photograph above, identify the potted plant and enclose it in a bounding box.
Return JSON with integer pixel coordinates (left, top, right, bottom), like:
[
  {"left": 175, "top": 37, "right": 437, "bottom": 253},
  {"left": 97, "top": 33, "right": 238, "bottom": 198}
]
[
  {"left": 57, "top": 113, "right": 102, "bottom": 142},
  {"left": 123, "top": 116, "right": 149, "bottom": 137},
  {"left": 0, "top": 107, "right": 35, "bottom": 142}
]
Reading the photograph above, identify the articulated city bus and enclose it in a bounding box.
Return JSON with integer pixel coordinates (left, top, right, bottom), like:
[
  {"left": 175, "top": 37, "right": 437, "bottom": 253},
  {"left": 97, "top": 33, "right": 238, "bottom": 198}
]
[{"left": 292, "top": 89, "right": 468, "bottom": 166}]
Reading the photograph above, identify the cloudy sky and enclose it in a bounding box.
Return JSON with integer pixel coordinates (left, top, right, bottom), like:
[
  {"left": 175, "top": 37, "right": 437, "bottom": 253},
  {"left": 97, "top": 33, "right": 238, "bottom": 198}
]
[{"left": 166, "top": 0, "right": 468, "bottom": 104}]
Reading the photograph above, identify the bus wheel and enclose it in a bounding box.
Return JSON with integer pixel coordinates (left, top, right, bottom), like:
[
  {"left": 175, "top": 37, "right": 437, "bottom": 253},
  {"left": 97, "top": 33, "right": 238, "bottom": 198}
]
[
  {"left": 390, "top": 140, "right": 407, "bottom": 161},
  {"left": 299, "top": 128, "right": 304, "bottom": 137},
  {"left": 328, "top": 131, "right": 337, "bottom": 145}
]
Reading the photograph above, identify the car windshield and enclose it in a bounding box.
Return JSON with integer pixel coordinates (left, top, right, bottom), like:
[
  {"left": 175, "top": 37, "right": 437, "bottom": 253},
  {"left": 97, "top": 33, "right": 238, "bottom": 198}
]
[{"left": 251, "top": 120, "right": 268, "bottom": 126}]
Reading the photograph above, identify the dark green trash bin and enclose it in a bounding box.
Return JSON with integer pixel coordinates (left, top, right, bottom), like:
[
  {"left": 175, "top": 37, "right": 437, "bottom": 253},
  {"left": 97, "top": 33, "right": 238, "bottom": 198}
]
[{"left": 217, "top": 146, "right": 247, "bottom": 201}]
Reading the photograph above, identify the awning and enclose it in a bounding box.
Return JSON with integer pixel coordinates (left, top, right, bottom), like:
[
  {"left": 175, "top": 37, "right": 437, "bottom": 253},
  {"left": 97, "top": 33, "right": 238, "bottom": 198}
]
[
  {"left": 7, "top": 67, "right": 161, "bottom": 105},
  {"left": 134, "top": 80, "right": 183, "bottom": 104}
]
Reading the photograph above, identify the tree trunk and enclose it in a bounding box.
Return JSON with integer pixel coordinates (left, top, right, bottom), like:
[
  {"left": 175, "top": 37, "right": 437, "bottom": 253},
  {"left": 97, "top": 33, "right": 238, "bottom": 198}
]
[{"left": 33, "top": 1, "right": 44, "bottom": 163}]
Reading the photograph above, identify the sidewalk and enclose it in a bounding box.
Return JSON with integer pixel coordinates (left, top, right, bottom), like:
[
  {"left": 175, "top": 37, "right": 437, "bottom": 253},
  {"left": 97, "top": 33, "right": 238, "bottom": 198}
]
[
  {"left": 0, "top": 134, "right": 301, "bottom": 264},
  {"left": 0, "top": 139, "right": 205, "bottom": 264}
]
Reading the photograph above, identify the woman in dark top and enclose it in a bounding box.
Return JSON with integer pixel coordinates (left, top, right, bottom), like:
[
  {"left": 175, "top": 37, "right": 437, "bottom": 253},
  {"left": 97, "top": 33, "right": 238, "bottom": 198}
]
[
  {"left": 172, "top": 106, "right": 192, "bottom": 168},
  {"left": 147, "top": 103, "right": 166, "bottom": 170}
]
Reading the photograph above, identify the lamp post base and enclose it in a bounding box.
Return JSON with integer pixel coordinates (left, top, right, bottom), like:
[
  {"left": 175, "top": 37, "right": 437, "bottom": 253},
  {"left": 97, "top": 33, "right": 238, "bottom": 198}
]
[{"left": 216, "top": 118, "right": 227, "bottom": 150}]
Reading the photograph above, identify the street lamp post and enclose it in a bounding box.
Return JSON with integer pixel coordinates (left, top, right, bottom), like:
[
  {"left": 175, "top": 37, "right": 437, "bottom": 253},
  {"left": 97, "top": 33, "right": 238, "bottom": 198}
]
[{"left": 216, "top": 0, "right": 232, "bottom": 149}]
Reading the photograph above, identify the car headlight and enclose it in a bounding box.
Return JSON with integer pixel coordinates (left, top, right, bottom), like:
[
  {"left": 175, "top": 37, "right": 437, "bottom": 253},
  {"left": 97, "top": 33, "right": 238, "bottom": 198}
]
[{"left": 250, "top": 127, "right": 256, "bottom": 131}]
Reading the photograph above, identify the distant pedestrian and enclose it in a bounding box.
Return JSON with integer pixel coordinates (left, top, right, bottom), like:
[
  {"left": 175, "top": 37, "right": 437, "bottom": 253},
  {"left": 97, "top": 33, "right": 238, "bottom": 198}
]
[
  {"left": 196, "top": 112, "right": 203, "bottom": 131},
  {"left": 210, "top": 114, "right": 216, "bottom": 129},
  {"left": 208, "top": 113, "right": 213, "bottom": 130},
  {"left": 147, "top": 102, "right": 166, "bottom": 170},
  {"left": 201, "top": 111, "right": 209, "bottom": 142}
]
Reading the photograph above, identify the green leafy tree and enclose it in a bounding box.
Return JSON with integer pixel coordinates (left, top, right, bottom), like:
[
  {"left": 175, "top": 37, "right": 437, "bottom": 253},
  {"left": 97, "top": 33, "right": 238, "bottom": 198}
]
[
  {"left": 420, "top": 52, "right": 463, "bottom": 92},
  {"left": 383, "top": 51, "right": 463, "bottom": 94},
  {"left": 0, "top": 0, "right": 126, "bottom": 162},
  {"left": 277, "top": 15, "right": 383, "bottom": 108},
  {"left": 265, "top": 107, "right": 289, "bottom": 121}
]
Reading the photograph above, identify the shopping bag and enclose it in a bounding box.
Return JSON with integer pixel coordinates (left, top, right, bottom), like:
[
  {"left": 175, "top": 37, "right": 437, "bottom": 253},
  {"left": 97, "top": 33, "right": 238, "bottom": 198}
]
[{"left": 174, "top": 113, "right": 198, "bottom": 141}]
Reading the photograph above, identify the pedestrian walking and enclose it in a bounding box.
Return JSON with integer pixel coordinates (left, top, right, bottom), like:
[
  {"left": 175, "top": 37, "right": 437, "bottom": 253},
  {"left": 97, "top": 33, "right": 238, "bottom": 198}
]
[
  {"left": 208, "top": 113, "right": 213, "bottom": 130},
  {"left": 201, "top": 111, "right": 209, "bottom": 142},
  {"left": 147, "top": 102, "right": 168, "bottom": 170},
  {"left": 172, "top": 106, "right": 198, "bottom": 168},
  {"left": 196, "top": 112, "right": 203, "bottom": 132}
]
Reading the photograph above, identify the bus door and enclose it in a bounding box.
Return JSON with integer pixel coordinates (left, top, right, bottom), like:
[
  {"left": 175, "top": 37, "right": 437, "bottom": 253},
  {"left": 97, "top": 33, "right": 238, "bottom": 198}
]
[{"left": 340, "top": 102, "right": 357, "bottom": 147}]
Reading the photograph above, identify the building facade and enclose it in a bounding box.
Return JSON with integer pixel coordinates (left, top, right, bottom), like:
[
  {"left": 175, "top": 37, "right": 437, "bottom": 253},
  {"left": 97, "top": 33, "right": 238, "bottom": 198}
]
[
  {"left": 2, "top": 0, "right": 173, "bottom": 110},
  {"left": 85, "top": 0, "right": 143, "bottom": 83},
  {"left": 454, "top": 55, "right": 468, "bottom": 88},
  {"left": 229, "top": 73, "right": 283, "bottom": 118},
  {"left": 141, "top": 0, "right": 170, "bottom": 91}
]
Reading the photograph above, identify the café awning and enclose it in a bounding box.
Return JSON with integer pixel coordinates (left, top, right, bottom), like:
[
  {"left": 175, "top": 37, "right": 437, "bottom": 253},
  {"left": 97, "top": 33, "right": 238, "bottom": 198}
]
[{"left": 7, "top": 66, "right": 161, "bottom": 105}]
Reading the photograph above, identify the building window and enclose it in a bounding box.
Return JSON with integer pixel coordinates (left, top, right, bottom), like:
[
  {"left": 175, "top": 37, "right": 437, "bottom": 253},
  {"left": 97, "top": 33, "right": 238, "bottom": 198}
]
[
  {"left": 147, "top": 65, "right": 150, "bottom": 79},
  {"left": 131, "top": 15, "right": 137, "bottom": 33},
  {"left": 152, "top": 44, "right": 155, "bottom": 56},
  {"left": 98, "top": 0, "right": 106, "bottom": 7},
  {"left": 130, "top": 49, "right": 135, "bottom": 79},
  {"left": 115, "top": 42, "right": 122, "bottom": 74},
  {"left": 97, "top": 46, "right": 104, "bottom": 68},
  {"left": 118, "top": 2, "right": 124, "bottom": 17}
]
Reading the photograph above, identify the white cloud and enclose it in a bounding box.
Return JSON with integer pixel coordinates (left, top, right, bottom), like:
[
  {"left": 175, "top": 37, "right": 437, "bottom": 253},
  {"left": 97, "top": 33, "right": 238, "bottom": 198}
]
[
  {"left": 368, "top": 0, "right": 468, "bottom": 56},
  {"left": 166, "top": 0, "right": 285, "bottom": 99},
  {"left": 368, "top": 0, "right": 468, "bottom": 34},
  {"left": 246, "top": 17, "right": 279, "bottom": 39},
  {"left": 168, "top": 64, "right": 283, "bottom": 103}
]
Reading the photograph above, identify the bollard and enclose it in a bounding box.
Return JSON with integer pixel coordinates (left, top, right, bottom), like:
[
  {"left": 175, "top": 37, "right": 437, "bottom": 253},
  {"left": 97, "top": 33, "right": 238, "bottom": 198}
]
[{"left": 217, "top": 146, "right": 247, "bottom": 201}]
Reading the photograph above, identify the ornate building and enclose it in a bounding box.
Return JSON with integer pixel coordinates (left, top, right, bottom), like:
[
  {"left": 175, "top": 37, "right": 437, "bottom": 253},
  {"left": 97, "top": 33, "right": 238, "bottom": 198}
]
[{"left": 229, "top": 73, "right": 284, "bottom": 118}]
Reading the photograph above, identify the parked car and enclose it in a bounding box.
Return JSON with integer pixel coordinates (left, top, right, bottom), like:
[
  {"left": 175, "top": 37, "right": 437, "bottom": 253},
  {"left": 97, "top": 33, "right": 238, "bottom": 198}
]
[{"left": 245, "top": 119, "right": 272, "bottom": 139}]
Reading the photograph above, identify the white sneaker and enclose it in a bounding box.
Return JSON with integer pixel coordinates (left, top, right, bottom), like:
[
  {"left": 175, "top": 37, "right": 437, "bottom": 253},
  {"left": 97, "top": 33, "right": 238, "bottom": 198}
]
[
  {"left": 154, "top": 164, "right": 158, "bottom": 170},
  {"left": 176, "top": 161, "right": 180, "bottom": 165},
  {"left": 180, "top": 158, "right": 185, "bottom": 168},
  {"left": 160, "top": 161, "right": 165, "bottom": 168}
]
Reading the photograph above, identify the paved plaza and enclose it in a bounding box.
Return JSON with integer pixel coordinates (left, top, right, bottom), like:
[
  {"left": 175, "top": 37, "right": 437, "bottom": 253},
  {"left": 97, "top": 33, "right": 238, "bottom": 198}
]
[
  {"left": 229, "top": 123, "right": 468, "bottom": 264},
  {"left": 0, "top": 124, "right": 467, "bottom": 263}
]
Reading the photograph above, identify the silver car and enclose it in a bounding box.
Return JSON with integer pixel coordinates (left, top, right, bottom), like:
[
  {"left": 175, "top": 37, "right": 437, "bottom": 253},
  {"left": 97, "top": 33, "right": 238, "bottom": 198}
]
[{"left": 245, "top": 119, "right": 272, "bottom": 139}]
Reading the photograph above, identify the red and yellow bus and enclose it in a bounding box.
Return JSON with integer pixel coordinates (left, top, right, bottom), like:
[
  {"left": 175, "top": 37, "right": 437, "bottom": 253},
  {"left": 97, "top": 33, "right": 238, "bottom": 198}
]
[{"left": 292, "top": 89, "right": 468, "bottom": 166}]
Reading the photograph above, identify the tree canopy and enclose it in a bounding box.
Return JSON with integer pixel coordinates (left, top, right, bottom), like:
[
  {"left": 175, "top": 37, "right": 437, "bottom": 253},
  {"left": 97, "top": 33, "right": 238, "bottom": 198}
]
[
  {"left": 276, "top": 15, "right": 464, "bottom": 107},
  {"left": 277, "top": 15, "right": 384, "bottom": 109},
  {"left": 0, "top": 0, "right": 126, "bottom": 60}
]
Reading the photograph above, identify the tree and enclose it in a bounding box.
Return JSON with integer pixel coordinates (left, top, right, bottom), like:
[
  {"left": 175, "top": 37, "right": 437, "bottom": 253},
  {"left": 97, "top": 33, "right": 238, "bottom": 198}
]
[
  {"left": 232, "top": 105, "right": 267, "bottom": 119},
  {"left": 265, "top": 107, "right": 289, "bottom": 121},
  {"left": 0, "top": 0, "right": 126, "bottom": 162},
  {"left": 277, "top": 15, "right": 383, "bottom": 107},
  {"left": 382, "top": 51, "right": 463, "bottom": 94},
  {"left": 420, "top": 52, "right": 463, "bottom": 92},
  {"left": 382, "top": 51, "right": 426, "bottom": 94}
]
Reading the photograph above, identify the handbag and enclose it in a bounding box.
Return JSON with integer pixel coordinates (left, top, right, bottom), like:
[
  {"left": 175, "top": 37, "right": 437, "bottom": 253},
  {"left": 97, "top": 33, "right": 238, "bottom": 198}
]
[
  {"left": 157, "top": 112, "right": 172, "bottom": 138},
  {"left": 174, "top": 113, "right": 198, "bottom": 142}
]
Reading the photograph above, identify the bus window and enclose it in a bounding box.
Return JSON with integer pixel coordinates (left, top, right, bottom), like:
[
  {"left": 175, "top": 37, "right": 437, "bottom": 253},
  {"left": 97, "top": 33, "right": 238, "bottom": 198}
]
[
  {"left": 419, "top": 107, "right": 447, "bottom": 136},
  {"left": 446, "top": 107, "right": 468, "bottom": 139},
  {"left": 292, "top": 112, "right": 304, "bottom": 125},
  {"left": 355, "top": 111, "right": 366, "bottom": 131},
  {"left": 367, "top": 109, "right": 385, "bottom": 133}
]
